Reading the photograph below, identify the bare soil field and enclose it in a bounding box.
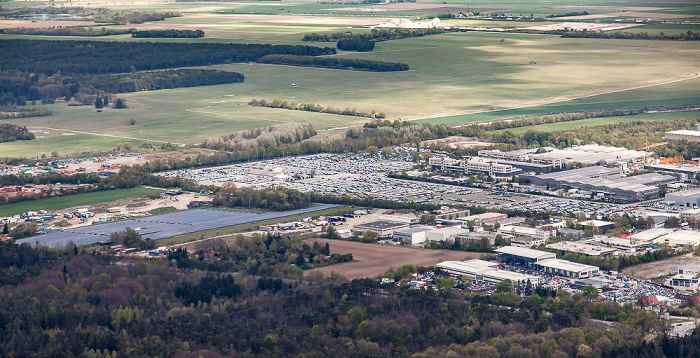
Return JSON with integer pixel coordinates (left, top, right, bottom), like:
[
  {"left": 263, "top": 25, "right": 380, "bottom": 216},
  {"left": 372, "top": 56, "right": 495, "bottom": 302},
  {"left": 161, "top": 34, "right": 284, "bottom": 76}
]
[
  {"left": 0, "top": 20, "right": 101, "bottom": 29},
  {"left": 621, "top": 253, "right": 700, "bottom": 280},
  {"left": 420, "top": 136, "right": 494, "bottom": 150},
  {"left": 304, "top": 239, "right": 481, "bottom": 279}
]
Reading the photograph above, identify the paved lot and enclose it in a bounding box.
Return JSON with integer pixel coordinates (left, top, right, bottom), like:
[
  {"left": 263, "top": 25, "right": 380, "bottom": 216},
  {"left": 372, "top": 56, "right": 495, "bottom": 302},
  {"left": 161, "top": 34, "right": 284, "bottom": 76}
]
[{"left": 304, "top": 239, "right": 482, "bottom": 279}]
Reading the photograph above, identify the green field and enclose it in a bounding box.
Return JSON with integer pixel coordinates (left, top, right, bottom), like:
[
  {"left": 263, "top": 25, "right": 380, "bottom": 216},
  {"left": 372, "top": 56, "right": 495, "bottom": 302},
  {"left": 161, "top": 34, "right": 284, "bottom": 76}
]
[
  {"left": 1, "top": 31, "right": 696, "bottom": 157},
  {"left": 0, "top": 0, "right": 698, "bottom": 157},
  {"left": 0, "top": 188, "right": 163, "bottom": 217},
  {"left": 498, "top": 111, "right": 700, "bottom": 134}
]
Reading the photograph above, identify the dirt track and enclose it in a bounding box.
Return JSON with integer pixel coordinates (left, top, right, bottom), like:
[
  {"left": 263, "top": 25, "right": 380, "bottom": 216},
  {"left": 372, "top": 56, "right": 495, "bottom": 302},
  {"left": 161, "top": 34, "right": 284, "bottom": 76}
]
[{"left": 304, "top": 239, "right": 482, "bottom": 279}]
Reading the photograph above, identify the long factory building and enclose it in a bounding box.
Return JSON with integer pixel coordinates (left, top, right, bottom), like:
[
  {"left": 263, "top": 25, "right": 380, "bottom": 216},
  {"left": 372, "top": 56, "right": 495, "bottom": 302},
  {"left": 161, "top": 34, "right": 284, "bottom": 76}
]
[
  {"left": 521, "top": 166, "right": 676, "bottom": 201},
  {"left": 494, "top": 246, "right": 600, "bottom": 279}
]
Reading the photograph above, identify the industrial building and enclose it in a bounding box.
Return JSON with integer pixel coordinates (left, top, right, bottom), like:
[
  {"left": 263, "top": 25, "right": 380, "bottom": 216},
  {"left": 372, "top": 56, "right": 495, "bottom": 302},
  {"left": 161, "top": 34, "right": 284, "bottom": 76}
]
[
  {"left": 425, "top": 227, "right": 470, "bottom": 242},
  {"left": 529, "top": 144, "right": 648, "bottom": 166},
  {"left": 546, "top": 241, "right": 617, "bottom": 257},
  {"left": 522, "top": 166, "right": 676, "bottom": 201},
  {"left": 494, "top": 246, "right": 600, "bottom": 278},
  {"left": 494, "top": 246, "right": 556, "bottom": 266},
  {"left": 498, "top": 225, "right": 556, "bottom": 241},
  {"left": 455, "top": 231, "right": 513, "bottom": 247},
  {"left": 478, "top": 148, "right": 562, "bottom": 168},
  {"left": 579, "top": 220, "right": 616, "bottom": 234},
  {"left": 664, "top": 129, "right": 700, "bottom": 143},
  {"left": 428, "top": 156, "right": 522, "bottom": 176},
  {"left": 393, "top": 227, "right": 432, "bottom": 246},
  {"left": 459, "top": 212, "right": 508, "bottom": 225},
  {"left": 535, "top": 259, "right": 600, "bottom": 279},
  {"left": 666, "top": 188, "right": 700, "bottom": 208},
  {"left": 436, "top": 260, "right": 541, "bottom": 285},
  {"left": 352, "top": 220, "right": 409, "bottom": 238},
  {"left": 681, "top": 208, "right": 700, "bottom": 224}
]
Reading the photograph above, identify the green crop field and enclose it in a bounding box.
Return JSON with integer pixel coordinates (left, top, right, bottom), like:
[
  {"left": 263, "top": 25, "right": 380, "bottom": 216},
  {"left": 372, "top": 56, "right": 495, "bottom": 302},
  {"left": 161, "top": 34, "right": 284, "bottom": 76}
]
[
  {"left": 0, "top": 187, "right": 164, "bottom": 217},
  {"left": 498, "top": 111, "right": 700, "bottom": 134}
]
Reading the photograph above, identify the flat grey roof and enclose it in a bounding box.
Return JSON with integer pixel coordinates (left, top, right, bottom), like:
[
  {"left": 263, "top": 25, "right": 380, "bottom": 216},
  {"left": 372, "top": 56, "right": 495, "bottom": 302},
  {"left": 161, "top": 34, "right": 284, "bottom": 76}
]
[
  {"left": 16, "top": 205, "right": 338, "bottom": 249},
  {"left": 495, "top": 246, "right": 557, "bottom": 260},
  {"left": 354, "top": 220, "right": 409, "bottom": 230}
]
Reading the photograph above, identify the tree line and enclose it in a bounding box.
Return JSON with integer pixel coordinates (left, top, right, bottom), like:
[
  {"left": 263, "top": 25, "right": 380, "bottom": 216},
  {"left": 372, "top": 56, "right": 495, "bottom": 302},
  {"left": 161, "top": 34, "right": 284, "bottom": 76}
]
[
  {"left": 0, "top": 106, "right": 52, "bottom": 119},
  {"left": 302, "top": 27, "right": 451, "bottom": 42},
  {"left": 248, "top": 98, "right": 385, "bottom": 119},
  {"left": 73, "top": 69, "right": 244, "bottom": 94},
  {"left": 0, "top": 249, "right": 694, "bottom": 357},
  {"left": 257, "top": 54, "right": 409, "bottom": 71},
  {"left": 559, "top": 29, "right": 700, "bottom": 41},
  {"left": 131, "top": 29, "right": 205, "bottom": 38},
  {"left": 0, "top": 27, "right": 133, "bottom": 36},
  {"left": 0, "top": 39, "right": 336, "bottom": 75},
  {"left": 0, "top": 124, "right": 34, "bottom": 143},
  {"left": 0, "top": 69, "right": 243, "bottom": 106},
  {"left": 212, "top": 182, "right": 312, "bottom": 211}
]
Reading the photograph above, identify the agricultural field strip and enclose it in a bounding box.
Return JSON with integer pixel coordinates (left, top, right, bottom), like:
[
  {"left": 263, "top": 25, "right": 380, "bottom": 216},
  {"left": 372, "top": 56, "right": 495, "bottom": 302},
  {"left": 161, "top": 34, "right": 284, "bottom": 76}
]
[{"left": 16, "top": 204, "right": 338, "bottom": 248}]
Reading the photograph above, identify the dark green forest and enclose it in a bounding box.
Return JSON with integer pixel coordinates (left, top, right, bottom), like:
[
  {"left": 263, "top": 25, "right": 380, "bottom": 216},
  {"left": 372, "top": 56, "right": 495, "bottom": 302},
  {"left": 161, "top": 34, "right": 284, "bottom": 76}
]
[
  {"left": 257, "top": 55, "right": 409, "bottom": 72},
  {"left": 131, "top": 29, "right": 205, "bottom": 38},
  {"left": 0, "top": 123, "right": 35, "bottom": 143},
  {"left": 0, "top": 39, "right": 335, "bottom": 75},
  {"left": 0, "top": 239, "right": 697, "bottom": 358}
]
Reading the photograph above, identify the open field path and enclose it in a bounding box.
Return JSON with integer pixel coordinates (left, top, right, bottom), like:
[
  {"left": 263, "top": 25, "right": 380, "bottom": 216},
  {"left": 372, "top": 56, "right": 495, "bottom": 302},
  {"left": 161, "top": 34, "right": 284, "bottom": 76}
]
[{"left": 27, "top": 126, "right": 182, "bottom": 144}]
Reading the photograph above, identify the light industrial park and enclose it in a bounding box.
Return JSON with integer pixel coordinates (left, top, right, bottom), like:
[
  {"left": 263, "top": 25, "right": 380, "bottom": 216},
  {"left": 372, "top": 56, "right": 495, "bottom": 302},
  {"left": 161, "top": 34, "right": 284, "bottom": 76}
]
[{"left": 0, "top": 1, "right": 698, "bottom": 354}]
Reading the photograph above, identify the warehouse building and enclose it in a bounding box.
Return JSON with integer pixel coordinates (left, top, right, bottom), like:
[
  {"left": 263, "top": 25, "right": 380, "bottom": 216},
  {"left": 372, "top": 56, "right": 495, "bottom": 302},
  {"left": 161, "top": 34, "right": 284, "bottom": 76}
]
[
  {"left": 681, "top": 208, "right": 700, "bottom": 224},
  {"left": 536, "top": 259, "right": 600, "bottom": 279},
  {"left": 425, "top": 226, "right": 470, "bottom": 242},
  {"left": 546, "top": 241, "right": 617, "bottom": 257},
  {"left": 353, "top": 220, "right": 409, "bottom": 238},
  {"left": 522, "top": 167, "right": 675, "bottom": 201},
  {"left": 436, "top": 260, "right": 541, "bottom": 285},
  {"left": 495, "top": 246, "right": 556, "bottom": 266},
  {"left": 665, "top": 129, "right": 700, "bottom": 143},
  {"left": 393, "top": 227, "right": 432, "bottom": 246},
  {"left": 530, "top": 144, "right": 648, "bottom": 166},
  {"left": 666, "top": 188, "right": 700, "bottom": 208},
  {"left": 459, "top": 212, "right": 508, "bottom": 225}
]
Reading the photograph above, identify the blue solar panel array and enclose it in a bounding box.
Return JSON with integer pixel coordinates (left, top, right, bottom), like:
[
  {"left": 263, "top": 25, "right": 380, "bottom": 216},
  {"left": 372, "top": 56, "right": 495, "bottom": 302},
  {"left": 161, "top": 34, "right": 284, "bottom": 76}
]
[{"left": 16, "top": 204, "right": 338, "bottom": 248}]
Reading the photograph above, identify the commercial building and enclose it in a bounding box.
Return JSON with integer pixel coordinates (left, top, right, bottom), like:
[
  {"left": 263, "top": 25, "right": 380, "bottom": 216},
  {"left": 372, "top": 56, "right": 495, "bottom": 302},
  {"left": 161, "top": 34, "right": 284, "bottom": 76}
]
[
  {"left": 530, "top": 144, "right": 648, "bottom": 166},
  {"left": 665, "top": 129, "right": 700, "bottom": 143},
  {"left": 436, "top": 260, "right": 541, "bottom": 285},
  {"left": 666, "top": 267, "right": 700, "bottom": 291},
  {"left": 459, "top": 212, "right": 508, "bottom": 226},
  {"left": 498, "top": 225, "right": 556, "bottom": 241},
  {"left": 681, "top": 208, "right": 700, "bottom": 224},
  {"left": 353, "top": 220, "right": 409, "bottom": 238},
  {"left": 425, "top": 227, "right": 470, "bottom": 242},
  {"left": 579, "top": 220, "right": 616, "bottom": 234},
  {"left": 494, "top": 246, "right": 556, "bottom": 266},
  {"left": 429, "top": 156, "right": 522, "bottom": 176},
  {"left": 393, "top": 227, "right": 432, "bottom": 246},
  {"left": 653, "top": 230, "right": 700, "bottom": 249},
  {"left": 557, "top": 228, "right": 585, "bottom": 240},
  {"left": 478, "top": 148, "right": 562, "bottom": 168},
  {"left": 666, "top": 188, "right": 700, "bottom": 208},
  {"left": 546, "top": 241, "right": 617, "bottom": 257},
  {"left": 522, "top": 167, "right": 675, "bottom": 201},
  {"left": 510, "top": 236, "right": 546, "bottom": 248},
  {"left": 536, "top": 258, "right": 600, "bottom": 279},
  {"left": 379, "top": 214, "right": 419, "bottom": 225},
  {"left": 455, "top": 231, "right": 513, "bottom": 247}
]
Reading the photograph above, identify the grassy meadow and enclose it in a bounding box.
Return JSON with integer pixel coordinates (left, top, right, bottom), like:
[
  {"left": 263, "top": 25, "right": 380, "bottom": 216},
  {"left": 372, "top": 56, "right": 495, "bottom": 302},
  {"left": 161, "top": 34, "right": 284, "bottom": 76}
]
[{"left": 0, "top": 188, "right": 163, "bottom": 217}]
